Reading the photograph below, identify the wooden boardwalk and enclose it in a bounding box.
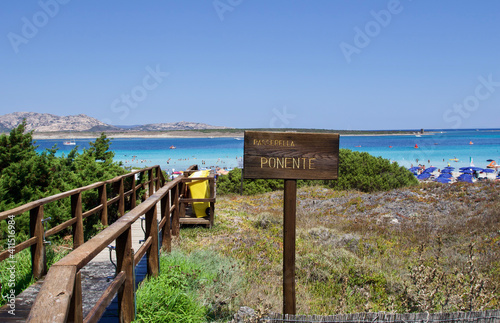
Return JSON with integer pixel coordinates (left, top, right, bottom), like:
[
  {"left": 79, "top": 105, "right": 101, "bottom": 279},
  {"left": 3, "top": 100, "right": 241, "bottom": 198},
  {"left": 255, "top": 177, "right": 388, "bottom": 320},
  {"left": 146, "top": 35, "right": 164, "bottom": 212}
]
[
  {"left": 0, "top": 165, "right": 215, "bottom": 321},
  {"left": 0, "top": 203, "right": 163, "bottom": 322}
]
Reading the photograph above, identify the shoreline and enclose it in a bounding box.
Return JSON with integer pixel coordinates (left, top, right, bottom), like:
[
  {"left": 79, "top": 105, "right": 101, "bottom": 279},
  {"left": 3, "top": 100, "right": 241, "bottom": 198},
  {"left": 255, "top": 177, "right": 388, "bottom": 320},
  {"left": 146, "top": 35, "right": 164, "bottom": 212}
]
[{"left": 30, "top": 130, "right": 431, "bottom": 140}]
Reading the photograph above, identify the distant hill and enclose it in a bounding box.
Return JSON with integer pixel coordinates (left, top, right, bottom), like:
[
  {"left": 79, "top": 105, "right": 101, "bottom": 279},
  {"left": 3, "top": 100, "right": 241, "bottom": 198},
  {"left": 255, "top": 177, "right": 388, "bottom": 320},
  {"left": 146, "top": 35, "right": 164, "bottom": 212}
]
[
  {"left": 0, "top": 112, "right": 119, "bottom": 132},
  {"left": 131, "top": 121, "right": 228, "bottom": 131},
  {"left": 0, "top": 112, "right": 229, "bottom": 133}
]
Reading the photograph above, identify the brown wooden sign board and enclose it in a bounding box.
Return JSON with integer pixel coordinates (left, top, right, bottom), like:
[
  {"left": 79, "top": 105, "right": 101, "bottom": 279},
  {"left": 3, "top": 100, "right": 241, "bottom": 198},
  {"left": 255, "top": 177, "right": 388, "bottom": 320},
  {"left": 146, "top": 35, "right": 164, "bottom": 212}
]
[
  {"left": 244, "top": 131, "right": 339, "bottom": 180},
  {"left": 243, "top": 130, "right": 339, "bottom": 315}
]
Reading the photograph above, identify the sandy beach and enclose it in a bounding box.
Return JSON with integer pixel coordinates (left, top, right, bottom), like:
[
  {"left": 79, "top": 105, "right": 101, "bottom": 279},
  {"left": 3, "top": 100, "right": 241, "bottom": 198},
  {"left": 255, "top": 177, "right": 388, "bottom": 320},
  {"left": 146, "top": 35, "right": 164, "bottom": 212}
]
[
  {"left": 30, "top": 129, "right": 429, "bottom": 140},
  {"left": 31, "top": 130, "right": 246, "bottom": 140}
]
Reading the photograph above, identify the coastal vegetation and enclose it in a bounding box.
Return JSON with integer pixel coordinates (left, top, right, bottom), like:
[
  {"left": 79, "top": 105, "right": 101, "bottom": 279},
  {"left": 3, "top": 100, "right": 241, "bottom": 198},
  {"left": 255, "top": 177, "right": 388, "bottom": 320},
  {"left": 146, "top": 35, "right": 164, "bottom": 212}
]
[
  {"left": 217, "top": 149, "right": 418, "bottom": 195},
  {"left": 136, "top": 181, "right": 498, "bottom": 320},
  {"left": 0, "top": 122, "right": 127, "bottom": 243},
  {"left": 134, "top": 250, "right": 242, "bottom": 323},
  {"left": 0, "top": 122, "right": 127, "bottom": 306}
]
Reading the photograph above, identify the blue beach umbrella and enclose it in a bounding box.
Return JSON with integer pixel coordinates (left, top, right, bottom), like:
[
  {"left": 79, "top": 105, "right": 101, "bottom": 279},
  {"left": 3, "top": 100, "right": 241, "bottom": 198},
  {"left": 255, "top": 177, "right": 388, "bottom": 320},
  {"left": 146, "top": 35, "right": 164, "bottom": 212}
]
[
  {"left": 481, "top": 168, "right": 495, "bottom": 173},
  {"left": 435, "top": 177, "right": 451, "bottom": 183},
  {"left": 457, "top": 174, "right": 473, "bottom": 183},
  {"left": 408, "top": 167, "right": 420, "bottom": 175},
  {"left": 441, "top": 168, "right": 453, "bottom": 173},
  {"left": 443, "top": 166, "right": 455, "bottom": 170},
  {"left": 417, "top": 173, "right": 431, "bottom": 180},
  {"left": 423, "top": 167, "right": 437, "bottom": 173},
  {"left": 460, "top": 169, "right": 474, "bottom": 174},
  {"left": 438, "top": 173, "right": 453, "bottom": 178}
]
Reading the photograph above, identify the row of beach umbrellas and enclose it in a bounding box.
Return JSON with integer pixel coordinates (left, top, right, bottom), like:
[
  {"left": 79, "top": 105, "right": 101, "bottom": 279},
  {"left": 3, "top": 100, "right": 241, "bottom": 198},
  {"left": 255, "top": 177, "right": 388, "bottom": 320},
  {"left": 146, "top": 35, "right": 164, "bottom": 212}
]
[{"left": 411, "top": 165, "right": 498, "bottom": 183}]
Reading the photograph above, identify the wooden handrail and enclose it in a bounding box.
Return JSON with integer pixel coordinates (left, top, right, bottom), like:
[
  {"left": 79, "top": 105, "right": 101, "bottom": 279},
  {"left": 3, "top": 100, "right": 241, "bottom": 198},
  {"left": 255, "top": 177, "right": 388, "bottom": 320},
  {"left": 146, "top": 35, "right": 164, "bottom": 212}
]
[
  {"left": 0, "top": 165, "right": 160, "bottom": 220},
  {"left": 0, "top": 163, "right": 217, "bottom": 322},
  {"left": 0, "top": 165, "right": 165, "bottom": 280},
  {"left": 26, "top": 167, "right": 191, "bottom": 322}
]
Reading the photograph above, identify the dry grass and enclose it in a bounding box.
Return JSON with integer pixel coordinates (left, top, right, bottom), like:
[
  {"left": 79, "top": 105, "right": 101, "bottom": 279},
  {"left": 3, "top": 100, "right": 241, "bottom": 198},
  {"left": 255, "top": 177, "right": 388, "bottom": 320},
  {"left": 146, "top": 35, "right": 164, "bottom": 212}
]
[{"left": 173, "top": 181, "right": 500, "bottom": 315}]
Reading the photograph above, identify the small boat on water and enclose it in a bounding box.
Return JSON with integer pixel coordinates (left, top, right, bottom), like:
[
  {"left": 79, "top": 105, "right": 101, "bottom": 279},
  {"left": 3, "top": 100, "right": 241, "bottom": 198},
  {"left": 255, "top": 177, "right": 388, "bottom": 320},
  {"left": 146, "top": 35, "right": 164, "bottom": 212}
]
[
  {"left": 169, "top": 145, "right": 176, "bottom": 149},
  {"left": 449, "top": 158, "right": 459, "bottom": 162},
  {"left": 414, "top": 144, "right": 419, "bottom": 149},
  {"left": 63, "top": 139, "right": 76, "bottom": 146},
  {"left": 469, "top": 141, "right": 474, "bottom": 145}
]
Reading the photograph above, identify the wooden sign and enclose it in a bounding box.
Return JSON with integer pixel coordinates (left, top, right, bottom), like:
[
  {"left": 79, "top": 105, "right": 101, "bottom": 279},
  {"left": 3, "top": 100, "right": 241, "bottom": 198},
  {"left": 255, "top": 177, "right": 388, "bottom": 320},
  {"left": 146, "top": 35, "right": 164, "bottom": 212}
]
[
  {"left": 243, "top": 130, "right": 339, "bottom": 315},
  {"left": 244, "top": 131, "right": 339, "bottom": 180}
]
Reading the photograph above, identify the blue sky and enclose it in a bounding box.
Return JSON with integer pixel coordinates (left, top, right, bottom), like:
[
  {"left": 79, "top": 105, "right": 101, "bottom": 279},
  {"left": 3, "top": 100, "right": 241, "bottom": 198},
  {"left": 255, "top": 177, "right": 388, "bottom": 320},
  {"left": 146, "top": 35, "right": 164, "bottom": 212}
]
[{"left": 1, "top": 1, "right": 499, "bottom": 130}]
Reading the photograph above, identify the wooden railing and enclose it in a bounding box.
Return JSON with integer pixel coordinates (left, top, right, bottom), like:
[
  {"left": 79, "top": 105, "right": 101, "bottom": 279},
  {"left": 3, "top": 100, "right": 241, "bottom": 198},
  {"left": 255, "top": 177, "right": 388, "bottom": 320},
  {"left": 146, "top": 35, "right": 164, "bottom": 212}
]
[
  {"left": 0, "top": 165, "right": 164, "bottom": 279},
  {"left": 0, "top": 164, "right": 216, "bottom": 322}
]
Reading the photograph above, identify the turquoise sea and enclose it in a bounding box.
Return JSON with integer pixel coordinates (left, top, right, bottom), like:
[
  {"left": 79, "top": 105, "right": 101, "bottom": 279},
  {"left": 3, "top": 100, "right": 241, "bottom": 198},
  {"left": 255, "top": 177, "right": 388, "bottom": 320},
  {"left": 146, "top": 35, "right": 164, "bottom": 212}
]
[{"left": 35, "top": 129, "right": 500, "bottom": 173}]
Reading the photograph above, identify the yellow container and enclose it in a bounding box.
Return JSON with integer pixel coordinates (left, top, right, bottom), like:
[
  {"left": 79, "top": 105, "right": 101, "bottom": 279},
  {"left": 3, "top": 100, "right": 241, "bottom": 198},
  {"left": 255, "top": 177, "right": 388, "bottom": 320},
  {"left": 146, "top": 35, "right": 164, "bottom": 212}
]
[{"left": 187, "top": 170, "right": 210, "bottom": 218}]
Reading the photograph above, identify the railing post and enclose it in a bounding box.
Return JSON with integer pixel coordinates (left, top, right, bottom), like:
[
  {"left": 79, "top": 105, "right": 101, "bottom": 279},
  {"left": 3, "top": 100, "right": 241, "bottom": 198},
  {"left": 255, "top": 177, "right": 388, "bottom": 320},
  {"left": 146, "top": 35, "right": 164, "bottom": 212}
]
[
  {"left": 68, "top": 270, "right": 83, "bottom": 323},
  {"left": 140, "top": 171, "right": 147, "bottom": 201},
  {"left": 30, "top": 205, "right": 46, "bottom": 278},
  {"left": 161, "top": 190, "right": 171, "bottom": 252},
  {"left": 172, "top": 183, "right": 180, "bottom": 236},
  {"left": 119, "top": 178, "right": 125, "bottom": 217},
  {"left": 131, "top": 174, "right": 137, "bottom": 209},
  {"left": 116, "top": 227, "right": 135, "bottom": 322},
  {"left": 209, "top": 176, "right": 215, "bottom": 228},
  {"left": 145, "top": 205, "right": 159, "bottom": 277},
  {"left": 72, "top": 192, "right": 84, "bottom": 249},
  {"left": 156, "top": 166, "right": 161, "bottom": 189},
  {"left": 99, "top": 183, "right": 108, "bottom": 227},
  {"left": 148, "top": 169, "right": 154, "bottom": 197}
]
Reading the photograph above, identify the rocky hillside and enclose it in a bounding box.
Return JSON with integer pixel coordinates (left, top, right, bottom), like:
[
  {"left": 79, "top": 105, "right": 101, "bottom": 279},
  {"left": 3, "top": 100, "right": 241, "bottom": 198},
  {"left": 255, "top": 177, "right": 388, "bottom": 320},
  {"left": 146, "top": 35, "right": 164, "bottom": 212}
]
[
  {"left": 0, "top": 112, "right": 228, "bottom": 133},
  {"left": 132, "top": 121, "right": 228, "bottom": 131},
  {"left": 0, "top": 112, "right": 118, "bottom": 132}
]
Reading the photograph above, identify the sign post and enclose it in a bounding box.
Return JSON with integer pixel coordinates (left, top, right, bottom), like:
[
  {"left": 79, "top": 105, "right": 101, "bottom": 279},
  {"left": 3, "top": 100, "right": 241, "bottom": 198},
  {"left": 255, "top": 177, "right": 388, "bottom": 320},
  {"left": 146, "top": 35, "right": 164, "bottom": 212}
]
[{"left": 243, "top": 131, "right": 339, "bottom": 314}]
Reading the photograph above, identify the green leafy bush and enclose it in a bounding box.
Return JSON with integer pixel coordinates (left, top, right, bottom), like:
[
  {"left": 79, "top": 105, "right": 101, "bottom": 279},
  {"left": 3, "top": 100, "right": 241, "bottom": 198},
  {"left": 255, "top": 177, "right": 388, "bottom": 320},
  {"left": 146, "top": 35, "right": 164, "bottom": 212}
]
[
  {"left": 217, "top": 149, "right": 418, "bottom": 195},
  {"left": 134, "top": 249, "right": 242, "bottom": 322},
  {"left": 0, "top": 121, "right": 127, "bottom": 244}
]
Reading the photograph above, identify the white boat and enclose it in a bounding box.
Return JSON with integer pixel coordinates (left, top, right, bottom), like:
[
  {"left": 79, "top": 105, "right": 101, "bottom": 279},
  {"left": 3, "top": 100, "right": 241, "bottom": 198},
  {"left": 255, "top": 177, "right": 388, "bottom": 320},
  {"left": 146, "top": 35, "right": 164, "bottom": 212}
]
[{"left": 63, "top": 139, "right": 76, "bottom": 146}]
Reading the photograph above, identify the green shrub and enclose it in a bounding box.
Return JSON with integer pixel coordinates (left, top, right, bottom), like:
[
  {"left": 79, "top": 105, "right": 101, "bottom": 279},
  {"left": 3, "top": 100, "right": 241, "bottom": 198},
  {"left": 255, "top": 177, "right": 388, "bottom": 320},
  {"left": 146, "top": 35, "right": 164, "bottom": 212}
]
[
  {"left": 217, "top": 149, "right": 418, "bottom": 195},
  {"left": 0, "top": 245, "right": 69, "bottom": 306},
  {"left": 0, "top": 122, "right": 127, "bottom": 244},
  {"left": 134, "top": 249, "right": 243, "bottom": 322}
]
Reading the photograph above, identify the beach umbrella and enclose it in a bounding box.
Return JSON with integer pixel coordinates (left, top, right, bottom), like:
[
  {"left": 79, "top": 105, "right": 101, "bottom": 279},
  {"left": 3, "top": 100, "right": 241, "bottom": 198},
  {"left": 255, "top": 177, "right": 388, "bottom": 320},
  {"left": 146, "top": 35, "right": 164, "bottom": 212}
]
[
  {"left": 408, "top": 167, "right": 420, "bottom": 174},
  {"left": 423, "top": 167, "right": 437, "bottom": 173},
  {"left": 457, "top": 174, "right": 473, "bottom": 183},
  {"left": 443, "top": 166, "right": 455, "bottom": 170},
  {"left": 434, "top": 177, "right": 451, "bottom": 183},
  {"left": 460, "top": 169, "right": 474, "bottom": 174},
  {"left": 438, "top": 173, "right": 453, "bottom": 178},
  {"left": 481, "top": 168, "right": 495, "bottom": 173},
  {"left": 441, "top": 168, "right": 453, "bottom": 173},
  {"left": 417, "top": 173, "right": 431, "bottom": 180},
  {"left": 486, "top": 159, "right": 495, "bottom": 162}
]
